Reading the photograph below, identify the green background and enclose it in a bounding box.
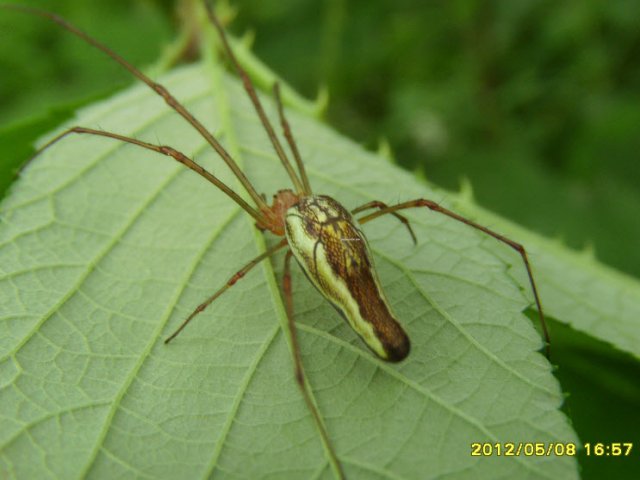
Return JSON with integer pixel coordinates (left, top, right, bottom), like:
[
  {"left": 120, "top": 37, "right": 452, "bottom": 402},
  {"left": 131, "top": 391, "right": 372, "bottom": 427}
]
[{"left": 1, "top": 1, "right": 638, "bottom": 478}]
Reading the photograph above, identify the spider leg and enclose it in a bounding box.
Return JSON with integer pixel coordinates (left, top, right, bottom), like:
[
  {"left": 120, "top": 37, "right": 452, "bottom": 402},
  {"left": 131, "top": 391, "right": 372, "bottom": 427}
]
[
  {"left": 282, "top": 250, "right": 345, "bottom": 479},
  {"left": 203, "top": 3, "right": 306, "bottom": 195},
  {"left": 273, "top": 82, "right": 312, "bottom": 194},
  {"left": 353, "top": 200, "right": 417, "bottom": 244},
  {"left": 27, "top": 126, "right": 265, "bottom": 223},
  {"left": 358, "top": 198, "right": 550, "bottom": 358},
  {"left": 165, "top": 239, "right": 288, "bottom": 343}
]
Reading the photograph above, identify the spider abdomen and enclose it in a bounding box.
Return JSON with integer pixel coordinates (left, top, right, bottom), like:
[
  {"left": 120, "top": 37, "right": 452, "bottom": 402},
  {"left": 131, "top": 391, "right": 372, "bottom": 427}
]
[{"left": 285, "top": 195, "right": 410, "bottom": 362}]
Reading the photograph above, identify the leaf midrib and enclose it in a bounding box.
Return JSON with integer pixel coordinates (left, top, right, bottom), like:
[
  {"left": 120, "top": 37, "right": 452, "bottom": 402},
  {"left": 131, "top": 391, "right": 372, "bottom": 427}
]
[{"left": 201, "top": 57, "right": 339, "bottom": 477}]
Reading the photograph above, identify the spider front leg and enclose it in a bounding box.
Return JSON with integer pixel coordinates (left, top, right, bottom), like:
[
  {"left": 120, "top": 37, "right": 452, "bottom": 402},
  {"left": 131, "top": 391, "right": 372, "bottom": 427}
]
[
  {"left": 357, "top": 198, "right": 550, "bottom": 357},
  {"left": 282, "top": 250, "right": 345, "bottom": 480},
  {"left": 352, "top": 200, "right": 417, "bottom": 244}
]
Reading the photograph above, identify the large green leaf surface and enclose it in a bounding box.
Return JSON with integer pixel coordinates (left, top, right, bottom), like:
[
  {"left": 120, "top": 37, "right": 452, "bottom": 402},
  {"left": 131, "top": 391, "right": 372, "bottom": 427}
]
[{"left": 1, "top": 59, "right": 585, "bottom": 478}]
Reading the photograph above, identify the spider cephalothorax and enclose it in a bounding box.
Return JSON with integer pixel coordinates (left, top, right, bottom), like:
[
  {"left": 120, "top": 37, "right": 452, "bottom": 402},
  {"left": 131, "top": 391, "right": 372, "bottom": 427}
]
[{"left": 256, "top": 189, "right": 300, "bottom": 235}]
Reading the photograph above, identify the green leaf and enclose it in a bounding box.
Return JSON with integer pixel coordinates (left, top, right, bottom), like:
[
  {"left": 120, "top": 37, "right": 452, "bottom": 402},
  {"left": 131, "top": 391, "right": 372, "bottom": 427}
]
[{"left": 2, "top": 59, "right": 585, "bottom": 478}]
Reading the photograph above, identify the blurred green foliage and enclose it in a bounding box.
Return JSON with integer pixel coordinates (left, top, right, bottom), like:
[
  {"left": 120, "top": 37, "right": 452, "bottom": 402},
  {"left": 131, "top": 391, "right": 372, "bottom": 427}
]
[
  {"left": 0, "top": 0, "right": 173, "bottom": 122},
  {"left": 1, "top": 1, "right": 638, "bottom": 478}
]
